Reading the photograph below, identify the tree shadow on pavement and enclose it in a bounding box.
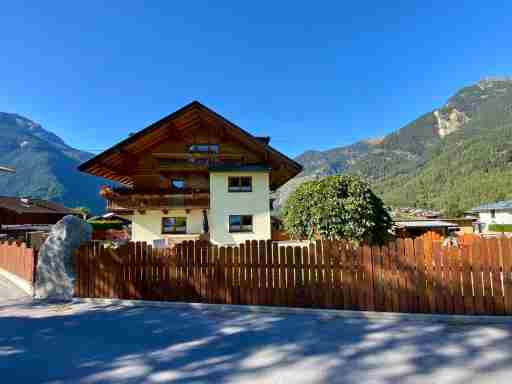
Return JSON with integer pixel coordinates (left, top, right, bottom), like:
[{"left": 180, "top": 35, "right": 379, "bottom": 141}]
[{"left": 1, "top": 301, "right": 512, "bottom": 383}]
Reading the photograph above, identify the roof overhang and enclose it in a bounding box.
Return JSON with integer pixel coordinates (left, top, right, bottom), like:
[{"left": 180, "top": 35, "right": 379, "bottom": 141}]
[{"left": 78, "top": 101, "right": 302, "bottom": 189}]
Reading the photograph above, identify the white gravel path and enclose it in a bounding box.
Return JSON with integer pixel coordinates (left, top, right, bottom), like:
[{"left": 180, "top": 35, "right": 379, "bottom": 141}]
[{"left": 1, "top": 300, "right": 512, "bottom": 383}]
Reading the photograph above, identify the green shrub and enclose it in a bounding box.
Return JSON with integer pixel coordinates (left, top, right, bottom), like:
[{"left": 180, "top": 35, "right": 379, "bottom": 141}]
[
  {"left": 281, "top": 174, "right": 392, "bottom": 244},
  {"left": 488, "top": 224, "right": 512, "bottom": 232},
  {"left": 88, "top": 220, "right": 125, "bottom": 231}
]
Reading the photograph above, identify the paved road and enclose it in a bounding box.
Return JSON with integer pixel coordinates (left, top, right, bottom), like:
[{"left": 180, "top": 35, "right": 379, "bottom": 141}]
[
  {"left": 1, "top": 301, "right": 512, "bottom": 383},
  {"left": 0, "top": 274, "right": 30, "bottom": 302}
]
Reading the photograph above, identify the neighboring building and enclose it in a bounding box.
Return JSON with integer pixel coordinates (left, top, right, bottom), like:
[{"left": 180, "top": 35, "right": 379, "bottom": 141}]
[
  {"left": 87, "top": 212, "right": 131, "bottom": 225},
  {"left": 0, "top": 196, "right": 73, "bottom": 226},
  {"left": 394, "top": 220, "right": 459, "bottom": 238},
  {"left": 470, "top": 201, "right": 512, "bottom": 233},
  {"left": 78, "top": 101, "right": 302, "bottom": 245},
  {"left": 441, "top": 217, "right": 477, "bottom": 234}
]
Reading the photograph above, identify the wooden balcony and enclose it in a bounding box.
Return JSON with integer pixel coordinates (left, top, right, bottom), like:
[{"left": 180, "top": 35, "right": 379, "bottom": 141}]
[
  {"left": 101, "top": 186, "right": 210, "bottom": 213},
  {"left": 153, "top": 153, "right": 245, "bottom": 172}
]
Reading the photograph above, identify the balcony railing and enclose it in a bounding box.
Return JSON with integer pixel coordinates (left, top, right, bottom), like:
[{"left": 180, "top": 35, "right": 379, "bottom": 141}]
[
  {"left": 153, "top": 153, "right": 245, "bottom": 171},
  {"left": 101, "top": 186, "right": 210, "bottom": 212}
]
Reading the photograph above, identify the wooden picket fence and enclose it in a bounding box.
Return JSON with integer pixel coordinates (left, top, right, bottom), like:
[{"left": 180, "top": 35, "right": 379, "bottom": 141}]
[
  {"left": 0, "top": 241, "right": 38, "bottom": 284},
  {"left": 74, "top": 236, "right": 512, "bottom": 315}
]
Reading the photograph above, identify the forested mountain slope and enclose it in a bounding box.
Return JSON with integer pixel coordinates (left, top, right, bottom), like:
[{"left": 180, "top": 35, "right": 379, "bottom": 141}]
[
  {"left": 279, "top": 78, "right": 512, "bottom": 215},
  {"left": 0, "top": 112, "right": 106, "bottom": 212}
]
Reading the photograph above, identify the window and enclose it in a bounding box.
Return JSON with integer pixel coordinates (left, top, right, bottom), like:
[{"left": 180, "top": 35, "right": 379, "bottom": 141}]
[
  {"left": 229, "top": 215, "right": 253, "bottom": 233},
  {"left": 162, "top": 217, "right": 187, "bottom": 234},
  {"left": 188, "top": 144, "right": 219, "bottom": 153},
  {"left": 491, "top": 209, "right": 496, "bottom": 219},
  {"left": 228, "top": 176, "right": 252, "bottom": 192},
  {"left": 171, "top": 178, "right": 185, "bottom": 190}
]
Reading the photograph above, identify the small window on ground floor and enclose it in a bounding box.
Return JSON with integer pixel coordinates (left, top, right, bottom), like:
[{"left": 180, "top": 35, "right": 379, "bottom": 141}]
[
  {"left": 162, "top": 217, "right": 187, "bottom": 234},
  {"left": 229, "top": 215, "right": 253, "bottom": 233}
]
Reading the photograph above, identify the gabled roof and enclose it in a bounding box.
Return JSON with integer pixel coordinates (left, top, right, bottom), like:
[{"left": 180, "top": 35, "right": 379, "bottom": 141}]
[
  {"left": 78, "top": 101, "right": 302, "bottom": 189},
  {"left": 470, "top": 200, "right": 512, "bottom": 212},
  {"left": 0, "top": 196, "right": 73, "bottom": 215}
]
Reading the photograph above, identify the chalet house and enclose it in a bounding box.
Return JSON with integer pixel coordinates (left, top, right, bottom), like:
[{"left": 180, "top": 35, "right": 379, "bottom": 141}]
[
  {"left": 0, "top": 196, "right": 73, "bottom": 226},
  {"left": 78, "top": 101, "right": 302, "bottom": 245}
]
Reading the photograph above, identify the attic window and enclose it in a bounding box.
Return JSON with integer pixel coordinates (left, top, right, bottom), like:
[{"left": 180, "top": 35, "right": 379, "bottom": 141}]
[
  {"left": 189, "top": 144, "right": 219, "bottom": 153},
  {"left": 171, "top": 178, "right": 185, "bottom": 190}
]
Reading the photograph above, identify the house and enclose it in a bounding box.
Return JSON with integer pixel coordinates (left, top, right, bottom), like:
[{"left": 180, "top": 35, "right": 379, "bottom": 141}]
[
  {"left": 0, "top": 196, "right": 74, "bottom": 244},
  {"left": 470, "top": 200, "right": 512, "bottom": 233},
  {"left": 0, "top": 196, "right": 74, "bottom": 226},
  {"left": 78, "top": 101, "right": 302, "bottom": 245},
  {"left": 393, "top": 220, "right": 459, "bottom": 238}
]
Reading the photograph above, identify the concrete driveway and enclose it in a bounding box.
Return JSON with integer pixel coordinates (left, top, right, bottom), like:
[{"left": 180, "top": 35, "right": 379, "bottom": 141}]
[{"left": 1, "top": 300, "right": 512, "bottom": 383}]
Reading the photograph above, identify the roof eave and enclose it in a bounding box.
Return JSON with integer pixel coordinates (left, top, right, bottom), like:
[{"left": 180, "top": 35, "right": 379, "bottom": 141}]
[{"left": 78, "top": 101, "right": 303, "bottom": 178}]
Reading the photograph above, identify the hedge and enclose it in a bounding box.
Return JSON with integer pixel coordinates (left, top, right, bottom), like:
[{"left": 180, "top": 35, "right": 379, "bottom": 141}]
[
  {"left": 88, "top": 220, "right": 125, "bottom": 231},
  {"left": 488, "top": 224, "right": 512, "bottom": 232}
]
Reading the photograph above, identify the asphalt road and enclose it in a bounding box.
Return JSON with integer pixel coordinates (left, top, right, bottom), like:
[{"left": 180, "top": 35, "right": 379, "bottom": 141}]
[{"left": 1, "top": 300, "right": 512, "bottom": 383}]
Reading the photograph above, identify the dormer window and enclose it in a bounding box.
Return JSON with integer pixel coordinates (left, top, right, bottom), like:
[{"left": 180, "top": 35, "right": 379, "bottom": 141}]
[{"left": 189, "top": 144, "right": 219, "bottom": 153}]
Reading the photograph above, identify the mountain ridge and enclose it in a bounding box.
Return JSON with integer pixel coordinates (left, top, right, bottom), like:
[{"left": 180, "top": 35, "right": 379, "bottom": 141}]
[
  {"left": 280, "top": 78, "right": 512, "bottom": 215},
  {"left": 0, "top": 112, "right": 105, "bottom": 213},
  {"left": 3, "top": 77, "right": 512, "bottom": 216}
]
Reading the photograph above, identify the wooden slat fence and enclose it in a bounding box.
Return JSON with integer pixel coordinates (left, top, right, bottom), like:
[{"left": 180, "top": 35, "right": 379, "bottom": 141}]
[
  {"left": 74, "top": 236, "right": 512, "bottom": 315},
  {"left": 0, "top": 241, "right": 37, "bottom": 284}
]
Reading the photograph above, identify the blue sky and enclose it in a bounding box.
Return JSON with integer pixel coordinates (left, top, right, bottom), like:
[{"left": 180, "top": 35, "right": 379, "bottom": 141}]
[{"left": 1, "top": 2, "right": 511, "bottom": 157}]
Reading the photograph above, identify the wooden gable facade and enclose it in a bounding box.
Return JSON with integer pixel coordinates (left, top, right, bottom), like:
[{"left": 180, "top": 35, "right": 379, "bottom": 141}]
[{"left": 79, "top": 101, "right": 302, "bottom": 213}]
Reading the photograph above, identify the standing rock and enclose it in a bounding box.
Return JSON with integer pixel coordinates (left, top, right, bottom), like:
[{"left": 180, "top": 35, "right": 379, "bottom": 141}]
[{"left": 34, "top": 215, "right": 92, "bottom": 301}]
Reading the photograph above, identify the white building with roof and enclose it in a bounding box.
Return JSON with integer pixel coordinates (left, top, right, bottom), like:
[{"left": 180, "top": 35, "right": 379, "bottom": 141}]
[{"left": 469, "top": 200, "right": 512, "bottom": 233}]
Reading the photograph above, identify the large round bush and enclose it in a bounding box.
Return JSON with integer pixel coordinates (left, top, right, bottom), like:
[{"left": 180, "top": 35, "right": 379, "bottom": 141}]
[{"left": 281, "top": 175, "right": 391, "bottom": 244}]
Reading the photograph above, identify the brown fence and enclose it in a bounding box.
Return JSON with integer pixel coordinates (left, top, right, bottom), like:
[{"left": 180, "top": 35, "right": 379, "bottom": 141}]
[
  {"left": 0, "top": 241, "right": 37, "bottom": 284},
  {"left": 74, "top": 236, "right": 512, "bottom": 315}
]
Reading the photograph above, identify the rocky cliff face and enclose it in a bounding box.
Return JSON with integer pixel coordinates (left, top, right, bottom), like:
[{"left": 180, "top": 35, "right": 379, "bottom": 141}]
[{"left": 433, "top": 108, "right": 469, "bottom": 137}]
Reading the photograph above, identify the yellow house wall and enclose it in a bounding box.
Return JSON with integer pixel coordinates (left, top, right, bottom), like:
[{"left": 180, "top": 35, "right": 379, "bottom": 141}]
[
  {"left": 209, "top": 171, "right": 271, "bottom": 244},
  {"left": 131, "top": 209, "right": 204, "bottom": 243}
]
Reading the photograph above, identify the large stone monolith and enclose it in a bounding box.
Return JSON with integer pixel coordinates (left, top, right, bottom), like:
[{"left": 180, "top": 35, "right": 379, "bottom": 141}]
[{"left": 35, "top": 215, "right": 92, "bottom": 300}]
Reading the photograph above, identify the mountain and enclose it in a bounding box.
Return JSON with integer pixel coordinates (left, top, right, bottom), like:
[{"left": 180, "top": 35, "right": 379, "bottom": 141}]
[
  {"left": 0, "top": 112, "right": 105, "bottom": 213},
  {"left": 279, "top": 77, "right": 512, "bottom": 215}
]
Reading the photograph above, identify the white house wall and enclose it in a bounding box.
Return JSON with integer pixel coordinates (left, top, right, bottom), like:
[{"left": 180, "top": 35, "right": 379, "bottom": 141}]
[
  {"left": 131, "top": 209, "right": 204, "bottom": 243},
  {"left": 209, "top": 171, "right": 271, "bottom": 244},
  {"left": 479, "top": 210, "right": 512, "bottom": 231}
]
